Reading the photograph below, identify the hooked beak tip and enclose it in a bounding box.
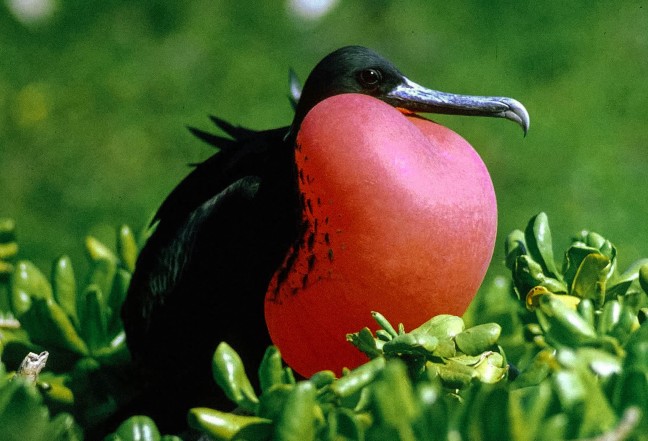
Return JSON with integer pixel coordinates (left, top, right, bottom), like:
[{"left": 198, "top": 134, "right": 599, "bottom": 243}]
[{"left": 500, "top": 98, "right": 530, "bottom": 136}]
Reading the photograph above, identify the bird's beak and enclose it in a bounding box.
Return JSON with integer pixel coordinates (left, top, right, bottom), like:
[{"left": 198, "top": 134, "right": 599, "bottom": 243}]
[{"left": 385, "top": 77, "right": 530, "bottom": 135}]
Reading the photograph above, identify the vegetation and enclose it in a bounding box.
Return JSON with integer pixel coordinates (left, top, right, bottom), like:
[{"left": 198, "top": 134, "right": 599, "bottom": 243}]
[{"left": 1, "top": 213, "right": 648, "bottom": 440}]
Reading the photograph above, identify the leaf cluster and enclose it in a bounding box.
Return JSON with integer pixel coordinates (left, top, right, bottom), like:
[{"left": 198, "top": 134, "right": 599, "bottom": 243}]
[
  {"left": 0, "top": 220, "right": 139, "bottom": 428},
  {"left": 0, "top": 362, "right": 82, "bottom": 441},
  {"left": 3, "top": 213, "right": 648, "bottom": 440}
]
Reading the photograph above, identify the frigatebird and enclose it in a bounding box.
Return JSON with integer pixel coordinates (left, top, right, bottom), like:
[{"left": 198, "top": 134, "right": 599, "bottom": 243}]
[{"left": 120, "top": 45, "right": 529, "bottom": 429}]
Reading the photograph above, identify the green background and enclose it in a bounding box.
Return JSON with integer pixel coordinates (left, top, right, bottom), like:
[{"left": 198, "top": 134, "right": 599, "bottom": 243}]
[{"left": 1, "top": 0, "right": 647, "bottom": 286}]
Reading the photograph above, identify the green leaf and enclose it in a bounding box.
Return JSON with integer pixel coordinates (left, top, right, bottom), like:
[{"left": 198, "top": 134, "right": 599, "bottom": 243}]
[
  {"left": 0, "top": 379, "right": 49, "bottom": 440},
  {"left": 607, "top": 258, "right": 648, "bottom": 297},
  {"left": 552, "top": 370, "right": 585, "bottom": 411},
  {"left": 117, "top": 225, "right": 138, "bottom": 273},
  {"left": 537, "top": 414, "right": 568, "bottom": 441},
  {"left": 583, "top": 231, "right": 606, "bottom": 250},
  {"left": 309, "top": 370, "right": 336, "bottom": 389},
  {"left": 524, "top": 212, "right": 561, "bottom": 280},
  {"left": 273, "top": 381, "right": 319, "bottom": 441},
  {"left": 258, "top": 346, "right": 286, "bottom": 393},
  {"left": 536, "top": 295, "right": 597, "bottom": 348},
  {"left": 51, "top": 255, "right": 77, "bottom": 325},
  {"left": 329, "top": 408, "right": 364, "bottom": 441},
  {"left": 570, "top": 253, "right": 610, "bottom": 306},
  {"left": 233, "top": 421, "right": 274, "bottom": 441},
  {"left": 79, "top": 285, "right": 108, "bottom": 352},
  {"left": 383, "top": 333, "right": 439, "bottom": 357},
  {"left": 435, "top": 359, "right": 477, "bottom": 389},
  {"left": 625, "top": 322, "right": 648, "bottom": 369},
  {"left": 346, "top": 327, "right": 382, "bottom": 358},
  {"left": 39, "top": 373, "right": 75, "bottom": 407},
  {"left": 413, "top": 380, "right": 447, "bottom": 441},
  {"left": 330, "top": 357, "right": 385, "bottom": 399},
  {"left": 371, "top": 360, "right": 418, "bottom": 440},
  {"left": 431, "top": 338, "right": 457, "bottom": 359},
  {"left": 454, "top": 323, "right": 501, "bottom": 356},
  {"left": 10, "top": 260, "right": 53, "bottom": 317},
  {"left": 0, "top": 372, "right": 81, "bottom": 441},
  {"left": 608, "top": 304, "right": 637, "bottom": 343},
  {"left": 106, "top": 269, "right": 131, "bottom": 335},
  {"left": 0, "top": 241, "right": 18, "bottom": 260},
  {"left": 48, "top": 413, "right": 82, "bottom": 441},
  {"left": 553, "top": 366, "right": 617, "bottom": 438},
  {"left": 85, "top": 236, "right": 117, "bottom": 263},
  {"left": 375, "top": 329, "right": 393, "bottom": 341},
  {"left": 257, "top": 384, "right": 293, "bottom": 421},
  {"left": 614, "top": 369, "right": 648, "bottom": 415},
  {"left": 0, "top": 218, "right": 17, "bottom": 247},
  {"left": 511, "top": 350, "right": 554, "bottom": 389},
  {"left": 411, "top": 314, "right": 465, "bottom": 340},
  {"left": 113, "top": 415, "right": 161, "bottom": 441},
  {"left": 509, "top": 382, "right": 553, "bottom": 441},
  {"left": 512, "top": 255, "right": 566, "bottom": 295},
  {"left": 20, "top": 297, "right": 88, "bottom": 356},
  {"left": 576, "top": 298, "right": 595, "bottom": 327},
  {"left": 597, "top": 300, "right": 621, "bottom": 336},
  {"left": 85, "top": 258, "right": 116, "bottom": 311},
  {"left": 0, "top": 218, "right": 18, "bottom": 282},
  {"left": 92, "top": 331, "right": 131, "bottom": 366},
  {"left": 563, "top": 244, "right": 598, "bottom": 288},
  {"left": 504, "top": 229, "right": 526, "bottom": 270},
  {"left": 472, "top": 352, "right": 508, "bottom": 384},
  {"left": 212, "top": 342, "right": 259, "bottom": 413},
  {"left": 640, "top": 263, "right": 648, "bottom": 294},
  {"left": 188, "top": 407, "right": 272, "bottom": 441},
  {"left": 469, "top": 386, "right": 510, "bottom": 441},
  {"left": 571, "top": 347, "right": 621, "bottom": 378},
  {"left": 371, "top": 311, "right": 398, "bottom": 338}
]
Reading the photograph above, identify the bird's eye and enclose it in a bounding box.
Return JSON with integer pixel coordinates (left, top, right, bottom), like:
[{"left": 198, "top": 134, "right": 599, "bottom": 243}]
[{"left": 357, "top": 68, "right": 382, "bottom": 89}]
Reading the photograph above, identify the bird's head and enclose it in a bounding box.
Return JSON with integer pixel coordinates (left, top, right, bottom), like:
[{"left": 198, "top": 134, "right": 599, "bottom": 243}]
[{"left": 290, "top": 45, "right": 529, "bottom": 137}]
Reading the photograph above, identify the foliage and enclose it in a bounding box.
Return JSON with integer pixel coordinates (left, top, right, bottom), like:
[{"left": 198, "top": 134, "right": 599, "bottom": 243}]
[
  {"left": 184, "top": 310, "right": 508, "bottom": 441},
  {"left": 3, "top": 213, "right": 648, "bottom": 440},
  {"left": 104, "top": 416, "right": 181, "bottom": 441},
  {"left": 499, "top": 212, "right": 648, "bottom": 439},
  {"left": 0, "top": 361, "right": 82, "bottom": 441},
  {"left": 347, "top": 312, "right": 507, "bottom": 388},
  {"left": 506, "top": 212, "right": 648, "bottom": 315},
  {"left": 184, "top": 327, "right": 648, "bottom": 441},
  {"left": 0, "top": 219, "right": 138, "bottom": 430}
]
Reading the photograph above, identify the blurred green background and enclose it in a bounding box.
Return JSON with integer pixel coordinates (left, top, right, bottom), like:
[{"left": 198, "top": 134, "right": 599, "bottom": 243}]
[{"left": 1, "top": 0, "right": 647, "bottom": 284}]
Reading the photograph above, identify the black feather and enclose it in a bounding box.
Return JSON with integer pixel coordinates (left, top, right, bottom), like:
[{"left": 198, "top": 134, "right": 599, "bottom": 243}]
[
  {"left": 187, "top": 126, "right": 236, "bottom": 150},
  {"left": 209, "top": 115, "right": 256, "bottom": 139}
]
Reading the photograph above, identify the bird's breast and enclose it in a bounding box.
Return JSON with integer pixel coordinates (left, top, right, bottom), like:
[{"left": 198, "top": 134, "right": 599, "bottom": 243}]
[{"left": 265, "top": 93, "right": 497, "bottom": 377}]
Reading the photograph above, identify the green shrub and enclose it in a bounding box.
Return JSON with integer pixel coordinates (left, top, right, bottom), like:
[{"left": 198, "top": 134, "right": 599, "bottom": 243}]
[{"left": 2, "top": 213, "right": 648, "bottom": 440}]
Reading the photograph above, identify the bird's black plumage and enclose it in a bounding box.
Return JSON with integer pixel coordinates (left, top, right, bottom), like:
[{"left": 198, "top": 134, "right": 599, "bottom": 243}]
[
  {"left": 120, "top": 45, "right": 529, "bottom": 431},
  {"left": 120, "top": 121, "right": 300, "bottom": 429}
]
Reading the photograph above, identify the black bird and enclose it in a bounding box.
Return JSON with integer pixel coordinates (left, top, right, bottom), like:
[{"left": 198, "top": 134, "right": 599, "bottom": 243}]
[{"left": 120, "top": 45, "right": 529, "bottom": 430}]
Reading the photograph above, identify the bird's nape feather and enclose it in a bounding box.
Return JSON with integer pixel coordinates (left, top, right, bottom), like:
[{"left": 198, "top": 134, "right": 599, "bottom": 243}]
[{"left": 209, "top": 115, "right": 257, "bottom": 140}]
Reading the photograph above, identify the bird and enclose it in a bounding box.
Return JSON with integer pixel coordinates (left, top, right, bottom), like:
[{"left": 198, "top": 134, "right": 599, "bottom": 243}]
[{"left": 120, "top": 45, "right": 529, "bottom": 431}]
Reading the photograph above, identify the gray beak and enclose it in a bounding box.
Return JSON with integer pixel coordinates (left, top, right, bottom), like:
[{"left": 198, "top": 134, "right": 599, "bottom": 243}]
[{"left": 385, "top": 77, "right": 530, "bottom": 135}]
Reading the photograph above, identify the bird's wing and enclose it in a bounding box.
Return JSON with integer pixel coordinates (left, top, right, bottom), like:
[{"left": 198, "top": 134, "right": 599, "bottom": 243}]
[
  {"left": 143, "top": 175, "right": 262, "bottom": 312},
  {"left": 121, "top": 122, "right": 296, "bottom": 359},
  {"left": 151, "top": 120, "right": 280, "bottom": 230}
]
